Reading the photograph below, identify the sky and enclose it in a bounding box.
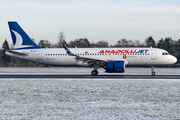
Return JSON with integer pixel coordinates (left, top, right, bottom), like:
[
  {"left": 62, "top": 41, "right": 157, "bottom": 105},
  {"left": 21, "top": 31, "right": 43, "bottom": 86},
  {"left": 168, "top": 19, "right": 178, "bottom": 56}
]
[{"left": 0, "top": 0, "right": 180, "bottom": 48}]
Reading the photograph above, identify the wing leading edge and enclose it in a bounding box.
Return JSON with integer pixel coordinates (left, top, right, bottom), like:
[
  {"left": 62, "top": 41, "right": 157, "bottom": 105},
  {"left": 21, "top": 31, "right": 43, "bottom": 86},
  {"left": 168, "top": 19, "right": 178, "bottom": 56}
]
[{"left": 62, "top": 43, "right": 128, "bottom": 67}]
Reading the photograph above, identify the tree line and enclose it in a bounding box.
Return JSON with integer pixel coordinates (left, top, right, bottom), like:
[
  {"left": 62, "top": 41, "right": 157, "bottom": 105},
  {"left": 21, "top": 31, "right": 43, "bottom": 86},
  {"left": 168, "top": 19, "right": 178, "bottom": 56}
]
[{"left": 1, "top": 36, "right": 180, "bottom": 67}]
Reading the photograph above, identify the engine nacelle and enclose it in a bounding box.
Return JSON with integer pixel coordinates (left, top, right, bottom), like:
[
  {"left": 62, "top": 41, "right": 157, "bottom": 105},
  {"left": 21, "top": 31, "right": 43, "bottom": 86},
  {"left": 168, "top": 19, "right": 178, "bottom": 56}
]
[{"left": 105, "top": 61, "right": 125, "bottom": 73}]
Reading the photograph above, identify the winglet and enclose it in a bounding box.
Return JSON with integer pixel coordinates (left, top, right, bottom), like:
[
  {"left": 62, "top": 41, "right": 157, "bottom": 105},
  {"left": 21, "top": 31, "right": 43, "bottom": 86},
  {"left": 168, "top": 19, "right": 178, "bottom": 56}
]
[{"left": 62, "top": 43, "right": 75, "bottom": 56}]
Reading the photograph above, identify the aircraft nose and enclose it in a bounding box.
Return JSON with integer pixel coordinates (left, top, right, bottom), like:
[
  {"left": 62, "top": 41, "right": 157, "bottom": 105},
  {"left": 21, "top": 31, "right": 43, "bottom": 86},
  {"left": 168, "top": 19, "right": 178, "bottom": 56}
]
[{"left": 171, "top": 56, "right": 177, "bottom": 64}]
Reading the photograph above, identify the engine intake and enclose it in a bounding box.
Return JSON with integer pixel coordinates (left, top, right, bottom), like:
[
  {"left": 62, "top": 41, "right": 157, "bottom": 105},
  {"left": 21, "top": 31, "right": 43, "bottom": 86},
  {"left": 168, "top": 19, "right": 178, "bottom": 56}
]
[{"left": 105, "top": 61, "right": 125, "bottom": 73}]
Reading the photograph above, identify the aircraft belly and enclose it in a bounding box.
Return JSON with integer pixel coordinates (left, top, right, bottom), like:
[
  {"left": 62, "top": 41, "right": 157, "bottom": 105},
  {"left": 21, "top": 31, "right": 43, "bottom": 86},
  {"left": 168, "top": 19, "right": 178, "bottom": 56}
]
[
  {"left": 126, "top": 57, "right": 144, "bottom": 65},
  {"left": 57, "top": 56, "right": 76, "bottom": 65}
]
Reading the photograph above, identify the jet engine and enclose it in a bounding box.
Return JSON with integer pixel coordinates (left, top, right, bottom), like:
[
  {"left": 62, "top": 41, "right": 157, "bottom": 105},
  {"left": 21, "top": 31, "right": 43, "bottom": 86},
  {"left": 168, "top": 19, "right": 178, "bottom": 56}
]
[{"left": 105, "top": 61, "right": 125, "bottom": 73}]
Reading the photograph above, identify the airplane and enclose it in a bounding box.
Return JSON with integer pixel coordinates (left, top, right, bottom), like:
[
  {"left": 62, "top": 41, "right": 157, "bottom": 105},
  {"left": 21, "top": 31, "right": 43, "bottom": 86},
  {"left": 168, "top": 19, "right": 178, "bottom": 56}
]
[{"left": 5, "top": 21, "right": 177, "bottom": 76}]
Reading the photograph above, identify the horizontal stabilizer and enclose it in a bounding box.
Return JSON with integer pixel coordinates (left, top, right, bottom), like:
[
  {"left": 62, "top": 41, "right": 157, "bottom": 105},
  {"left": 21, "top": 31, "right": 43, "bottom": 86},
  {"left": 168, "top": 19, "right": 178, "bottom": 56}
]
[{"left": 6, "top": 50, "right": 28, "bottom": 57}]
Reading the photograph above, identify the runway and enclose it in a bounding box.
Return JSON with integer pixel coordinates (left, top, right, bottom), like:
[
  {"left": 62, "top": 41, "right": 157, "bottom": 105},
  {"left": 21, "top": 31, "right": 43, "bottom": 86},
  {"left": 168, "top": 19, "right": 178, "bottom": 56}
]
[{"left": 0, "top": 74, "right": 180, "bottom": 79}]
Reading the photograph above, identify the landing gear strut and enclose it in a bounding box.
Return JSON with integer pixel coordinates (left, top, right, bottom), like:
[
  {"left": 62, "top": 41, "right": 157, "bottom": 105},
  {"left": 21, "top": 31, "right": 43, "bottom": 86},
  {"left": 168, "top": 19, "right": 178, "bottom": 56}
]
[
  {"left": 91, "top": 70, "right": 98, "bottom": 76},
  {"left": 91, "top": 63, "right": 99, "bottom": 76},
  {"left": 151, "top": 66, "right": 155, "bottom": 76}
]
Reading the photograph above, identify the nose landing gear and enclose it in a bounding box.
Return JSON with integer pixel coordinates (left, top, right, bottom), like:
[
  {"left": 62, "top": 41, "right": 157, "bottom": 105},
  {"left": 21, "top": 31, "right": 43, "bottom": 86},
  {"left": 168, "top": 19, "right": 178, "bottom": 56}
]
[{"left": 151, "top": 66, "right": 155, "bottom": 76}]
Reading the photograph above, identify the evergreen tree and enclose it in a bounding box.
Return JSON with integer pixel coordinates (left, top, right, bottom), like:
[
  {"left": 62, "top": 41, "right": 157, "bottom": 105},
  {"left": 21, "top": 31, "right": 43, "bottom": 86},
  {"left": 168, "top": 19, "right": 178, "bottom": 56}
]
[
  {"left": 176, "top": 39, "right": 180, "bottom": 61},
  {"left": 1, "top": 39, "right": 11, "bottom": 66},
  {"left": 145, "top": 36, "right": 156, "bottom": 47},
  {"left": 157, "top": 37, "right": 174, "bottom": 55}
]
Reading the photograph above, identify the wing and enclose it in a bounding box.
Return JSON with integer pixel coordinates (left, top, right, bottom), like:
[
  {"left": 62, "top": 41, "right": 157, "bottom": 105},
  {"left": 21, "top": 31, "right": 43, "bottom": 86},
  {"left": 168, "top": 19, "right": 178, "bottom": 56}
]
[
  {"left": 62, "top": 43, "right": 108, "bottom": 67},
  {"left": 62, "top": 43, "right": 128, "bottom": 67}
]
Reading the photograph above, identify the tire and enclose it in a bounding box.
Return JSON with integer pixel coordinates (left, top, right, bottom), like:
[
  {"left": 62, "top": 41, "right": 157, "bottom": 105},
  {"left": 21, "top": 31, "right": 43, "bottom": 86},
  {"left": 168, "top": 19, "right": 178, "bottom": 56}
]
[
  {"left": 91, "top": 70, "right": 98, "bottom": 76},
  {"left": 151, "top": 72, "right": 155, "bottom": 76}
]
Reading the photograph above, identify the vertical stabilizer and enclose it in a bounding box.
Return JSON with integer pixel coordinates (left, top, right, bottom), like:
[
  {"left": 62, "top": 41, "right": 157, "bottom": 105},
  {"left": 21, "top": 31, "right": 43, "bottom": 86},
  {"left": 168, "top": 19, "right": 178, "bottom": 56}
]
[{"left": 8, "top": 21, "right": 41, "bottom": 49}]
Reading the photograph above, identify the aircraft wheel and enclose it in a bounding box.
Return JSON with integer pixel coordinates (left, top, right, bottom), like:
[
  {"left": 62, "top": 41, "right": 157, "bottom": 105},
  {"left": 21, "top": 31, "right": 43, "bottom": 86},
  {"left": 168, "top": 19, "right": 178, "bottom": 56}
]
[
  {"left": 151, "top": 72, "right": 155, "bottom": 76},
  {"left": 91, "top": 70, "right": 98, "bottom": 76}
]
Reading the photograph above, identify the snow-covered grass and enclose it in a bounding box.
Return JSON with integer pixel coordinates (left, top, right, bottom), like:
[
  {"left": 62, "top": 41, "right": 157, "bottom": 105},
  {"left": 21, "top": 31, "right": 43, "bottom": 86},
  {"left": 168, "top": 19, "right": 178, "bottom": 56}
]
[{"left": 0, "top": 78, "right": 180, "bottom": 119}]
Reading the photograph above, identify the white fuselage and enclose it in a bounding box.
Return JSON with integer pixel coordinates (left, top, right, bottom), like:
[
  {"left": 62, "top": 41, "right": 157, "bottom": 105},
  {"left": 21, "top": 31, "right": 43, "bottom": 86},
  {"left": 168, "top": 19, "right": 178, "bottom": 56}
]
[{"left": 6, "top": 47, "right": 177, "bottom": 67}]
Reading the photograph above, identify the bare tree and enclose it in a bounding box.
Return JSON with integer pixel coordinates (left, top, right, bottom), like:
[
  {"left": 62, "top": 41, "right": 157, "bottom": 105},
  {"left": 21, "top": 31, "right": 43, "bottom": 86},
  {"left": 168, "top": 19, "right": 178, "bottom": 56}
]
[
  {"left": 57, "top": 31, "right": 67, "bottom": 47},
  {"left": 95, "top": 40, "right": 109, "bottom": 48},
  {"left": 113, "top": 39, "right": 135, "bottom": 47},
  {"left": 38, "top": 40, "right": 52, "bottom": 48},
  {"left": 68, "top": 38, "right": 90, "bottom": 48}
]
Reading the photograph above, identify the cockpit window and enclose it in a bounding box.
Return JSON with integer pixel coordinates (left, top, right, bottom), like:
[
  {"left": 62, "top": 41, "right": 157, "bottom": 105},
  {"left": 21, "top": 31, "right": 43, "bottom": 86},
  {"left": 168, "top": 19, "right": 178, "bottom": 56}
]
[{"left": 162, "top": 52, "right": 170, "bottom": 55}]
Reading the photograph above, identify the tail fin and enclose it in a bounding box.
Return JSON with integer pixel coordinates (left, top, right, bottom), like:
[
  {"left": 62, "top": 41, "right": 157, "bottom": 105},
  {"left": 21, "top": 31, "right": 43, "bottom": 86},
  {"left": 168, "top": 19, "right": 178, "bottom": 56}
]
[{"left": 8, "top": 21, "right": 41, "bottom": 50}]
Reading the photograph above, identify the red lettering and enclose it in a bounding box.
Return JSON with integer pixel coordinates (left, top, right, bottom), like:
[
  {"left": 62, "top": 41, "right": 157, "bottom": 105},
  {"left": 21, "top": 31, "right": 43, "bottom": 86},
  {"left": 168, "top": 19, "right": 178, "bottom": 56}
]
[
  {"left": 99, "top": 49, "right": 136, "bottom": 54},
  {"left": 99, "top": 50, "right": 104, "bottom": 53},
  {"left": 116, "top": 50, "right": 121, "bottom": 53},
  {"left": 131, "top": 50, "right": 136, "bottom": 53},
  {"left": 121, "top": 50, "right": 126, "bottom": 53},
  {"left": 105, "top": 50, "right": 110, "bottom": 53},
  {"left": 126, "top": 50, "right": 130, "bottom": 53},
  {"left": 110, "top": 50, "right": 115, "bottom": 53}
]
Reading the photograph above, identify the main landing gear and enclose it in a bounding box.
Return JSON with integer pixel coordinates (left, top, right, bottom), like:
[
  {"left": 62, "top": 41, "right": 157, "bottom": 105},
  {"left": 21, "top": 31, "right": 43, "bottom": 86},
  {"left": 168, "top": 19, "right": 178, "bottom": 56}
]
[
  {"left": 91, "top": 64, "right": 99, "bottom": 76},
  {"left": 91, "top": 70, "right": 99, "bottom": 76},
  {"left": 151, "top": 66, "right": 155, "bottom": 76}
]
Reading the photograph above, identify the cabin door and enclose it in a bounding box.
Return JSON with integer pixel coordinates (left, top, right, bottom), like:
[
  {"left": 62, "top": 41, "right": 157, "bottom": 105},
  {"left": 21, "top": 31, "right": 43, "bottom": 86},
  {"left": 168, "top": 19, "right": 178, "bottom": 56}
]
[
  {"left": 151, "top": 49, "right": 156, "bottom": 60},
  {"left": 37, "top": 50, "right": 43, "bottom": 60}
]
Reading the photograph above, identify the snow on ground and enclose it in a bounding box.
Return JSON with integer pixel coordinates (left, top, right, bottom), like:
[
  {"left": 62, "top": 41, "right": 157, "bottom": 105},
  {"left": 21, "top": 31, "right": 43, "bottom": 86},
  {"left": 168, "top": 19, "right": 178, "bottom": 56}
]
[
  {"left": 0, "top": 67, "right": 180, "bottom": 119},
  {"left": 0, "top": 78, "right": 180, "bottom": 119}
]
